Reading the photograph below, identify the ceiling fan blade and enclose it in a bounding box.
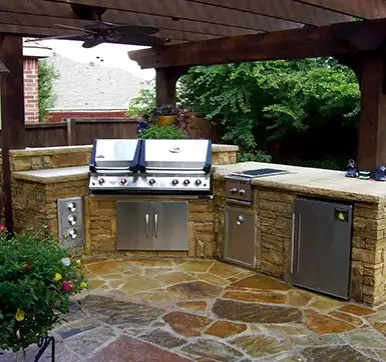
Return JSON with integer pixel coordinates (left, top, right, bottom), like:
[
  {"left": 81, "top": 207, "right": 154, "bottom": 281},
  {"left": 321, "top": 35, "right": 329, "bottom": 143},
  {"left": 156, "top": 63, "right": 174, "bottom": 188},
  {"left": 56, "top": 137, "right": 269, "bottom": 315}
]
[
  {"left": 109, "top": 35, "right": 166, "bottom": 46},
  {"left": 82, "top": 37, "right": 104, "bottom": 48},
  {"left": 25, "top": 35, "right": 86, "bottom": 42},
  {"left": 84, "top": 21, "right": 114, "bottom": 32},
  {"left": 112, "top": 25, "right": 159, "bottom": 36},
  {"left": 56, "top": 24, "right": 96, "bottom": 34}
]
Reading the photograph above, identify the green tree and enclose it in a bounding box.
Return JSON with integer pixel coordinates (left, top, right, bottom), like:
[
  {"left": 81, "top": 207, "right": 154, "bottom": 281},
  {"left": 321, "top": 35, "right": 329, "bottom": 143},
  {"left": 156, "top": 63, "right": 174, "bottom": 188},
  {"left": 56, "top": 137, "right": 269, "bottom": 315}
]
[
  {"left": 38, "top": 59, "right": 59, "bottom": 122},
  {"left": 179, "top": 59, "right": 360, "bottom": 153},
  {"left": 126, "top": 80, "right": 156, "bottom": 118}
]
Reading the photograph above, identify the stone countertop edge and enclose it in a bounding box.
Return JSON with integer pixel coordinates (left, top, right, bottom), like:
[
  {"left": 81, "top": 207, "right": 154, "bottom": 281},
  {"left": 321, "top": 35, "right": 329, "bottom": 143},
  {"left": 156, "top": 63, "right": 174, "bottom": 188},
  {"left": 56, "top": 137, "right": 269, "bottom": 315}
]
[
  {"left": 13, "top": 166, "right": 89, "bottom": 184},
  {"left": 212, "top": 144, "right": 239, "bottom": 152}
]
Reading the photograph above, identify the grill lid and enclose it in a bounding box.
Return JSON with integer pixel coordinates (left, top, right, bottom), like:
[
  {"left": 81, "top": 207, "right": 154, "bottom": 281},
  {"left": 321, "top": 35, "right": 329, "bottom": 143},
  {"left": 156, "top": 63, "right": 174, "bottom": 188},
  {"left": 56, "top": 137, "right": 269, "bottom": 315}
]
[
  {"left": 89, "top": 139, "right": 142, "bottom": 171},
  {"left": 141, "top": 139, "right": 211, "bottom": 172}
]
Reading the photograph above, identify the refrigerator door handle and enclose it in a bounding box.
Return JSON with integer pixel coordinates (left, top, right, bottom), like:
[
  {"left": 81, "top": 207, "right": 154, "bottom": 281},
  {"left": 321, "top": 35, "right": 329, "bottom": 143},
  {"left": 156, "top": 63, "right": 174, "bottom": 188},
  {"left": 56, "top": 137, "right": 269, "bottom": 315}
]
[
  {"left": 154, "top": 213, "right": 159, "bottom": 238},
  {"left": 145, "top": 213, "right": 150, "bottom": 238},
  {"left": 291, "top": 213, "right": 295, "bottom": 274}
]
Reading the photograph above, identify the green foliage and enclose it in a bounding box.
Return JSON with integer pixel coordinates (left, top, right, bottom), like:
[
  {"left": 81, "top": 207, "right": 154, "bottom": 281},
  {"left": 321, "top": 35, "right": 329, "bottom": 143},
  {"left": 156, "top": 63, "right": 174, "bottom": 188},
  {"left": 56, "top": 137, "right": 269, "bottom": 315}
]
[
  {"left": 139, "top": 125, "right": 188, "bottom": 139},
  {"left": 289, "top": 157, "right": 342, "bottom": 170},
  {"left": 38, "top": 60, "right": 59, "bottom": 122},
  {"left": 179, "top": 59, "right": 360, "bottom": 151},
  {"left": 127, "top": 80, "right": 156, "bottom": 118},
  {"left": 237, "top": 150, "right": 272, "bottom": 163},
  {"left": 0, "top": 229, "right": 86, "bottom": 352}
]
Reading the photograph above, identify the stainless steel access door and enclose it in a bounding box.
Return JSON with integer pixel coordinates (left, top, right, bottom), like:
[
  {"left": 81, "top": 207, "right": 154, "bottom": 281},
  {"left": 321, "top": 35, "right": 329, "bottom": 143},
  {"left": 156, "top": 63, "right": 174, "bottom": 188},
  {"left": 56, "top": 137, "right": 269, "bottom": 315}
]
[
  {"left": 116, "top": 201, "right": 153, "bottom": 250},
  {"left": 224, "top": 206, "right": 256, "bottom": 268},
  {"left": 152, "top": 202, "right": 188, "bottom": 251},
  {"left": 291, "top": 197, "right": 353, "bottom": 299}
]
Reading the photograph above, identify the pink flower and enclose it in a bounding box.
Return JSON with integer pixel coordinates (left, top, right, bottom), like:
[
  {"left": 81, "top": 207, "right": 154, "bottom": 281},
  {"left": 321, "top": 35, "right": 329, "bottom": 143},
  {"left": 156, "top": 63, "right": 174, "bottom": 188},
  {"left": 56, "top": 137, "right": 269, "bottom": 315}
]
[
  {"left": 24, "top": 264, "right": 31, "bottom": 270},
  {"left": 0, "top": 224, "right": 6, "bottom": 231},
  {"left": 62, "top": 280, "right": 72, "bottom": 293}
]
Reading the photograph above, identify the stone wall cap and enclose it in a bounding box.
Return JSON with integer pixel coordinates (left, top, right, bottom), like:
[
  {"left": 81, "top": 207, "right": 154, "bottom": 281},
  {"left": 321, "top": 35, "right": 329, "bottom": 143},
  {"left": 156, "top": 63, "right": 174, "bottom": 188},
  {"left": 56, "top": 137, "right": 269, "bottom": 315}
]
[
  {"left": 212, "top": 144, "right": 239, "bottom": 152},
  {"left": 13, "top": 165, "right": 89, "bottom": 184},
  {"left": 213, "top": 161, "right": 386, "bottom": 203},
  {"left": 10, "top": 145, "right": 92, "bottom": 157}
]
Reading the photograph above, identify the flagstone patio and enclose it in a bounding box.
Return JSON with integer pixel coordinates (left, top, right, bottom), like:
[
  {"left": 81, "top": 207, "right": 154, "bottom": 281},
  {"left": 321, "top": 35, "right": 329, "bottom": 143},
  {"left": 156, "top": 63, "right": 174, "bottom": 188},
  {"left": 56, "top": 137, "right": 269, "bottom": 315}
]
[{"left": 3, "top": 258, "right": 386, "bottom": 361}]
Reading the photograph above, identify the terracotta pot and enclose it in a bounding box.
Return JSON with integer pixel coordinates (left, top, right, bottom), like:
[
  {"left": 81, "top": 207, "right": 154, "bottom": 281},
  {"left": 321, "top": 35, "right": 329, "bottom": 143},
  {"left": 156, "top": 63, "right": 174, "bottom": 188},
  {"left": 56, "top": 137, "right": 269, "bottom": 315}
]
[{"left": 156, "top": 115, "right": 175, "bottom": 126}]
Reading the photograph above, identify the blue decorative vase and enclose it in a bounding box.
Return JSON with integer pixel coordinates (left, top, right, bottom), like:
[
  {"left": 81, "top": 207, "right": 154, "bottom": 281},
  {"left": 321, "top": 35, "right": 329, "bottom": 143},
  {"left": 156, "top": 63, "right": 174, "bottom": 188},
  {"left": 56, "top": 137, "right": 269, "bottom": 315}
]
[
  {"left": 375, "top": 165, "right": 386, "bottom": 181},
  {"left": 345, "top": 159, "right": 357, "bottom": 178}
]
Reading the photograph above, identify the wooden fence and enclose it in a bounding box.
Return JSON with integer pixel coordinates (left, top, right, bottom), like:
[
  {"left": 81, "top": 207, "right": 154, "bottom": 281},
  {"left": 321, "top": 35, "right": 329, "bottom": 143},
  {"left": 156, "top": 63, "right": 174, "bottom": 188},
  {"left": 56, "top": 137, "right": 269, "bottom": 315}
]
[{"left": 0, "top": 118, "right": 139, "bottom": 148}]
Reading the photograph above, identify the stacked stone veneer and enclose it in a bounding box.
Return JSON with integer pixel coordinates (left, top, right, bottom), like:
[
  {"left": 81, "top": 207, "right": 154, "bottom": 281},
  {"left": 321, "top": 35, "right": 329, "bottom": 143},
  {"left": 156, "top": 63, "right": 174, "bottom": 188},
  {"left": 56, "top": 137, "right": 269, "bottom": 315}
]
[
  {"left": 7, "top": 144, "right": 237, "bottom": 255},
  {"left": 85, "top": 197, "right": 215, "bottom": 258},
  {"left": 214, "top": 179, "right": 386, "bottom": 307}
]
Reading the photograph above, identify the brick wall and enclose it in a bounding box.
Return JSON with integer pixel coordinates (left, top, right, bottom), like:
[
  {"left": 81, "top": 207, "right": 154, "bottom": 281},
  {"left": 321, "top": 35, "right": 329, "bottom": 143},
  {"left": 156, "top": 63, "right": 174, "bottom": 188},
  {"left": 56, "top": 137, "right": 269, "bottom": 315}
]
[{"left": 23, "top": 57, "right": 39, "bottom": 124}]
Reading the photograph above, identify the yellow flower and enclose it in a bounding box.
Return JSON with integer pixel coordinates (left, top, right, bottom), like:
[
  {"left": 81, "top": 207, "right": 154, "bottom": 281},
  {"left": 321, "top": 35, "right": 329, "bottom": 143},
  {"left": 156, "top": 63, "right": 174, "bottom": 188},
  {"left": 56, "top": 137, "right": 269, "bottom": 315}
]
[
  {"left": 54, "top": 273, "right": 62, "bottom": 281},
  {"left": 80, "top": 281, "right": 87, "bottom": 289},
  {"left": 15, "top": 308, "right": 25, "bottom": 321},
  {"left": 76, "top": 259, "right": 82, "bottom": 266}
]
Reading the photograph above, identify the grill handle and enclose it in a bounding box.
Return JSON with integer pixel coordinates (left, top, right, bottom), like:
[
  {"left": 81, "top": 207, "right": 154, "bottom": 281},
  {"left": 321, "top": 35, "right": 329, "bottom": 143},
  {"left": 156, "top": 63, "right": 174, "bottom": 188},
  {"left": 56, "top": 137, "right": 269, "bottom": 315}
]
[
  {"left": 145, "top": 214, "right": 150, "bottom": 238},
  {"left": 154, "top": 214, "right": 158, "bottom": 238},
  {"left": 145, "top": 167, "right": 206, "bottom": 172}
]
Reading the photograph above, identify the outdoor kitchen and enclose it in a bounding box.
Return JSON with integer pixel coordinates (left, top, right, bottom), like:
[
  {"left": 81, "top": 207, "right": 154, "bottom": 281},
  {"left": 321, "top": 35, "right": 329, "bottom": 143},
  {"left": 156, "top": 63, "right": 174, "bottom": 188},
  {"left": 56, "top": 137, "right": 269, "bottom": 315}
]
[{"left": 3, "top": 139, "right": 386, "bottom": 308}]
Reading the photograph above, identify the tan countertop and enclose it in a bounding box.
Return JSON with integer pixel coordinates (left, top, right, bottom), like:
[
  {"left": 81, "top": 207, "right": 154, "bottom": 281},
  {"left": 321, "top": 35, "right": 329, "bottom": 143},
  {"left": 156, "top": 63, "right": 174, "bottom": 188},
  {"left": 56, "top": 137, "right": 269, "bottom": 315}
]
[
  {"left": 13, "top": 166, "right": 89, "bottom": 184},
  {"left": 214, "top": 161, "right": 386, "bottom": 203},
  {"left": 14, "top": 161, "right": 382, "bottom": 203}
]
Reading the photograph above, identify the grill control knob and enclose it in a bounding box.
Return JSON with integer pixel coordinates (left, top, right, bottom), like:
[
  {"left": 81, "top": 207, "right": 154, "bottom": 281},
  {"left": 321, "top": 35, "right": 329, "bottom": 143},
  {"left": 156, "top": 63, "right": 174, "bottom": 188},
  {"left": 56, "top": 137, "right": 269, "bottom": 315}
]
[
  {"left": 120, "top": 178, "right": 127, "bottom": 185},
  {"left": 68, "top": 228, "right": 77, "bottom": 240},
  {"left": 239, "top": 189, "right": 245, "bottom": 196},
  {"left": 149, "top": 178, "right": 156, "bottom": 185},
  {"left": 67, "top": 215, "right": 77, "bottom": 226},
  {"left": 67, "top": 202, "right": 76, "bottom": 212},
  {"left": 230, "top": 188, "right": 237, "bottom": 194},
  {"left": 195, "top": 179, "right": 202, "bottom": 186},
  {"left": 172, "top": 179, "right": 179, "bottom": 185},
  {"left": 98, "top": 178, "right": 105, "bottom": 185},
  {"left": 183, "top": 179, "right": 190, "bottom": 185}
]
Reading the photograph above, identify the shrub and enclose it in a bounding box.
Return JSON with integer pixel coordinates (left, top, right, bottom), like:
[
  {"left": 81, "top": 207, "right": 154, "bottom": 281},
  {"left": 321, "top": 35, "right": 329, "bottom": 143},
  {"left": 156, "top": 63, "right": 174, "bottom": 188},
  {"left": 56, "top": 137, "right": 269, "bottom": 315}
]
[
  {"left": 237, "top": 150, "right": 272, "bottom": 163},
  {"left": 0, "top": 229, "right": 87, "bottom": 352},
  {"left": 139, "top": 125, "right": 188, "bottom": 139}
]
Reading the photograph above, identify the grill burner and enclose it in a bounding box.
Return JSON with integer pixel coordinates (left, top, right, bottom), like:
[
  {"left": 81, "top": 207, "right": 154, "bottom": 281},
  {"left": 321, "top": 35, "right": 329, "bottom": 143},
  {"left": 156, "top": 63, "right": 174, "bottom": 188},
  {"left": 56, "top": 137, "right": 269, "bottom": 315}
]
[{"left": 88, "top": 139, "right": 212, "bottom": 196}]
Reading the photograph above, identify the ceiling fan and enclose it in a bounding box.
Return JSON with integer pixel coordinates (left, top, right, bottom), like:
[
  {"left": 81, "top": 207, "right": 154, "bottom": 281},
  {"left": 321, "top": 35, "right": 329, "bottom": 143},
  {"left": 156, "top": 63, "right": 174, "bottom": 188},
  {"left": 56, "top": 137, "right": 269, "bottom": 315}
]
[{"left": 26, "top": 4, "right": 168, "bottom": 48}]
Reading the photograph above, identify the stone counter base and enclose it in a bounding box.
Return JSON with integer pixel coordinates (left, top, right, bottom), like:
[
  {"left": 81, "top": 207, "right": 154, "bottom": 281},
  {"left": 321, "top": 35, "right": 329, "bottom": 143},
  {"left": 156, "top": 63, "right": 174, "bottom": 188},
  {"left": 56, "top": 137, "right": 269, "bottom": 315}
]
[
  {"left": 214, "top": 180, "right": 386, "bottom": 307},
  {"left": 85, "top": 197, "right": 215, "bottom": 259}
]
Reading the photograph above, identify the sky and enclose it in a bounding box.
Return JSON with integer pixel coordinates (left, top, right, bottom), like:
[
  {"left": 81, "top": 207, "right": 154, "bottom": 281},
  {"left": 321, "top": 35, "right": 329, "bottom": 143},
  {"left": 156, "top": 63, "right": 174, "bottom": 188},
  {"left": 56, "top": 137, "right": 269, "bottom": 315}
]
[{"left": 37, "top": 39, "right": 155, "bottom": 81}]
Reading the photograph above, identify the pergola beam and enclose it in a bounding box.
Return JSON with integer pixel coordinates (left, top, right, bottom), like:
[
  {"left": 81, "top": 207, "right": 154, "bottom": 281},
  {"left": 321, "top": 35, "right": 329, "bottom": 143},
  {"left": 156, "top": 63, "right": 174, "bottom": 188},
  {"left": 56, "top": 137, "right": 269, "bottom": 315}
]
[
  {"left": 128, "top": 18, "right": 386, "bottom": 69},
  {"left": 294, "top": 0, "right": 386, "bottom": 19}
]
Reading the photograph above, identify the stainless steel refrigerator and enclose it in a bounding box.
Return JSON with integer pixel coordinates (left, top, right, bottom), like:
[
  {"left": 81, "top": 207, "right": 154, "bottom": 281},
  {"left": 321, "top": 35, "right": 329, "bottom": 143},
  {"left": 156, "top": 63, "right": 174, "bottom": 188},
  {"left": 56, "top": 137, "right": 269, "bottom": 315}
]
[{"left": 291, "top": 197, "right": 353, "bottom": 299}]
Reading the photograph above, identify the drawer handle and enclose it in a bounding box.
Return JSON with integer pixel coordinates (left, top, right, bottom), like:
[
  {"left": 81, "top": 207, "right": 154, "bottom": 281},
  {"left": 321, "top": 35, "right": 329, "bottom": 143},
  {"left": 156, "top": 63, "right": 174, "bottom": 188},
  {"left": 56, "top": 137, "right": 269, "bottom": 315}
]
[
  {"left": 291, "top": 213, "right": 295, "bottom": 274},
  {"left": 145, "top": 213, "right": 150, "bottom": 238},
  {"left": 236, "top": 215, "right": 244, "bottom": 225}
]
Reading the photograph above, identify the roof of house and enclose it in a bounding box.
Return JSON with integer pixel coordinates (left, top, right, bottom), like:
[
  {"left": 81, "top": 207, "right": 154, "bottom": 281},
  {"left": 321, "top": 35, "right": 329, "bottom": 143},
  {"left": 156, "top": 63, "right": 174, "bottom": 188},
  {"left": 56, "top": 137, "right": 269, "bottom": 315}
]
[
  {"left": 47, "top": 54, "right": 143, "bottom": 111},
  {"left": 23, "top": 38, "right": 53, "bottom": 58}
]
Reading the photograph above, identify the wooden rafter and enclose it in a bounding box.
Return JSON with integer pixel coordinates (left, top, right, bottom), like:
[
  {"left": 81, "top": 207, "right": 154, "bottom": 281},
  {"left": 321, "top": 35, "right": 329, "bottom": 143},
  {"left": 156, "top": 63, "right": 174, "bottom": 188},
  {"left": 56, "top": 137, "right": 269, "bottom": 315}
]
[
  {"left": 294, "top": 0, "right": 386, "bottom": 19},
  {"left": 189, "top": 0, "right": 350, "bottom": 25},
  {"left": 128, "top": 17, "right": 386, "bottom": 69}
]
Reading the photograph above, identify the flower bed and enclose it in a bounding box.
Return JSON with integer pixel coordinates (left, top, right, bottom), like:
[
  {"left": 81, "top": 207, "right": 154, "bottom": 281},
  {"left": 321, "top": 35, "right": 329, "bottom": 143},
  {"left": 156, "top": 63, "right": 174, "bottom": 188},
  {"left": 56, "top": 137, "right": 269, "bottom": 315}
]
[{"left": 0, "top": 229, "right": 86, "bottom": 352}]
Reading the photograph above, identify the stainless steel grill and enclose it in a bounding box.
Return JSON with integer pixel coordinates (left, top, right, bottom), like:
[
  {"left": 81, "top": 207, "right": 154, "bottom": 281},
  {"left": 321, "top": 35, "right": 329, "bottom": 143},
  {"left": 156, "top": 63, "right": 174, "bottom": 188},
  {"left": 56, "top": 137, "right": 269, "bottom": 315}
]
[{"left": 88, "top": 139, "right": 212, "bottom": 196}]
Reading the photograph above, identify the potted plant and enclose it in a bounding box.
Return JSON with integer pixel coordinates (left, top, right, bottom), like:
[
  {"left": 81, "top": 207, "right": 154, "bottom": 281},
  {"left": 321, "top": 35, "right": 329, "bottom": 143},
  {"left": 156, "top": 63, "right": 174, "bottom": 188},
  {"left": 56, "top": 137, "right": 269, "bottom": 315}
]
[
  {"left": 0, "top": 228, "right": 87, "bottom": 355},
  {"left": 152, "top": 104, "right": 177, "bottom": 126}
]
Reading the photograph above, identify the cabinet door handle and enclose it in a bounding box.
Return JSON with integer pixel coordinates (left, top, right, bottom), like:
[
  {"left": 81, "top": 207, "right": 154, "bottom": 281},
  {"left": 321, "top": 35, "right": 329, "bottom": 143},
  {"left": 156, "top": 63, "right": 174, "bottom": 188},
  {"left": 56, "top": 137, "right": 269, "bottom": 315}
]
[
  {"left": 145, "top": 213, "right": 150, "bottom": 238},
  {"left": 291, "top": 213, "right": 295, "bottom": 274},
  {"left": 154, "top": 213, "right": 158, "bottom": 238},
  {"left": 297, "top": 213, "right": 302, "bottom": 273}
]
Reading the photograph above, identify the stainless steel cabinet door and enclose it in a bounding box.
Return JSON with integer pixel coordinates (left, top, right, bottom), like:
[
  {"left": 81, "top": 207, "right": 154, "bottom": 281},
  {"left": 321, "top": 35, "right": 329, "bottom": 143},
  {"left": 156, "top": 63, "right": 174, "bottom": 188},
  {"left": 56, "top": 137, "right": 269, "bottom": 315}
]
[
  {"left": 292, "top": 197, "right": 352, "bottom": 299},
  {"left": 116, "top": 201, "right": 153, "bottom": 250},
  {"left": 152, "top": 202, "right": 188, "bottom": 251},
  {"left": 224, "top": 207, "right": 256, "bottom": 268}
]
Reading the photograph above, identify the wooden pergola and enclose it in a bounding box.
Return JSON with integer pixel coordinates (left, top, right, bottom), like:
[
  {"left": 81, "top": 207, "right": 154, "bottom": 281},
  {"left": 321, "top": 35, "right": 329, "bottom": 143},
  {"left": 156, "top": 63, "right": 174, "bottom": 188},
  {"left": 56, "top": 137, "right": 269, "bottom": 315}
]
[{"left": 0, "top": 1, "right": 385, "bottom": 191}]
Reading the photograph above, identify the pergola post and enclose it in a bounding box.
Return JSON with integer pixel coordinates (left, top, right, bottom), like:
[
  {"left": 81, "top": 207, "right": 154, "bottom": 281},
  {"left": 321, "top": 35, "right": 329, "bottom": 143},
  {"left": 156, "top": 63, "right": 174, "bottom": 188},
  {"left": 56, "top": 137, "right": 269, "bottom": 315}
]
[
  {"left": 155, "top": 66, "right": 189, "bottom": 106},
  {"left": 342, "top": 53, "right": 386, "bottom": 171},
  {"left": 0, "top": 35, "right": 25, "bottom": 232}
]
